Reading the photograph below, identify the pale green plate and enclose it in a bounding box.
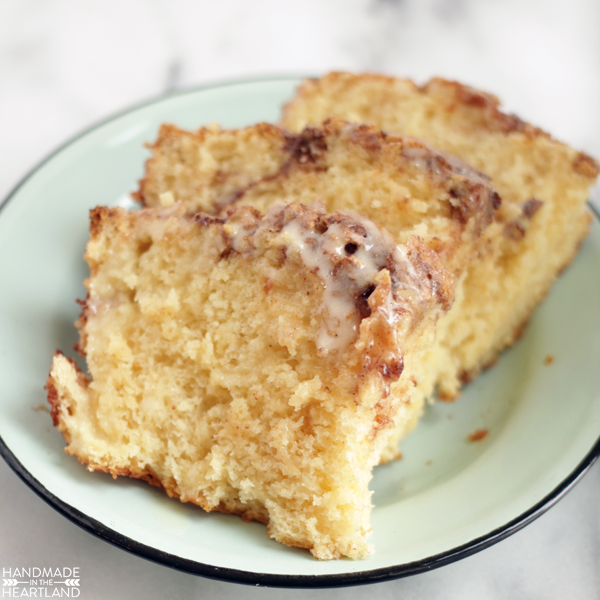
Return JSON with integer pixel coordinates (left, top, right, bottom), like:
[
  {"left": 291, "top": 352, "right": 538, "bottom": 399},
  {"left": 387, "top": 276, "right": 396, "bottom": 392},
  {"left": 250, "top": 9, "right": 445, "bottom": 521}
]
[{"left": 1, "top": 78, "right": 599, "bottom": 588}]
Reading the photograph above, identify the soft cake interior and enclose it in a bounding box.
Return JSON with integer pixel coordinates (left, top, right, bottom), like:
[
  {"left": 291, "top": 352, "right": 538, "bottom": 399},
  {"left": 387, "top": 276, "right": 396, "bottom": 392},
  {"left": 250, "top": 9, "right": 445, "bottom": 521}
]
[{"left": 47, "top": 202, "right": 452, "bottom": 559}]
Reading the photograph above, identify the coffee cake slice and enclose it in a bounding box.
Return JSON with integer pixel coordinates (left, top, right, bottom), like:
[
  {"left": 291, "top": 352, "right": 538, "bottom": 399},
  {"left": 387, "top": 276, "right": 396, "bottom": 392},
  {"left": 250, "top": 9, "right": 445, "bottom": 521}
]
[
  {"left": 281, "top": 72, "right": 600, "bottom": 395},
  {"left": 47, "top": 202, "right": 453, "bottom": 560},
  {"left": 136, "top": 118, "right": 501, "bottom": 422}
]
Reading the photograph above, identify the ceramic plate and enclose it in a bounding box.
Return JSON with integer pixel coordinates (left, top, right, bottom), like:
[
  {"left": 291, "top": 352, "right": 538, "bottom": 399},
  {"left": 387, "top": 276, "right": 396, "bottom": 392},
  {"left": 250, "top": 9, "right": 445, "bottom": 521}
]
[{"left": 1, "top": 78, "right": 600, "bottom": 588}]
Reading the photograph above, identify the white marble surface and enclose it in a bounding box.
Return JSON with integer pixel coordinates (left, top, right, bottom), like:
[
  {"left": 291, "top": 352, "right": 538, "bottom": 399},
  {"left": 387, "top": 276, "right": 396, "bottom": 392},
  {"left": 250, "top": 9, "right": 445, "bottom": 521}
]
[{"left": 1, "top": 0, "right": 600, "bottom": 597}]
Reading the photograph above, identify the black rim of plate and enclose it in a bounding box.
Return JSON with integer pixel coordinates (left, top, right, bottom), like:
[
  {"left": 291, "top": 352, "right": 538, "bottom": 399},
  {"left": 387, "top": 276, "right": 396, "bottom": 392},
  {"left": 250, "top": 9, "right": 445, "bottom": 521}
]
[{"left": 1, "top": 76, "right": 600, "bottom": 589}]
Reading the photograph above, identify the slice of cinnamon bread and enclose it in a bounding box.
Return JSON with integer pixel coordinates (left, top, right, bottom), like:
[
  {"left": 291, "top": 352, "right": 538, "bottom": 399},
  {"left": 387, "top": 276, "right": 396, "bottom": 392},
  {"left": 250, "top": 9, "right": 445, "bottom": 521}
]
[
  {"left": 136, "top": 118, "right": 502, "bottom": 409},
  {"left": 47, "top": 202, "right": 453, "bottom": 560},
  {"left": 281, "top": 73, "right": 600, "bottom": 394}
]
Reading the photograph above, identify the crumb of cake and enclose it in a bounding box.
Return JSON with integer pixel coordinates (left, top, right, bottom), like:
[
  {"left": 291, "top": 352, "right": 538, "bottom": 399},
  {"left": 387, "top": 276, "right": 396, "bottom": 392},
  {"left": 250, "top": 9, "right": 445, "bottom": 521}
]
[
  {"left": 158, "top": 191, "right": 175, "bottom": 207},
  {"left": 468, "top": 429, "right": 489, "bottom": 442},
  {"left": 544, "top": 355, "right": 554, "bottom": 365}
]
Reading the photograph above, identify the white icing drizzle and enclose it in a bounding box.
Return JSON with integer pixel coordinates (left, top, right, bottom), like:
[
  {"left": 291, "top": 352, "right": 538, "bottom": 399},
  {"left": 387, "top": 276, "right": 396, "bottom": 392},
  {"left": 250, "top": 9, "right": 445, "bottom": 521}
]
[
  {"left": 218, "top": 203, "right": 441, "bottom": 360},
  {"left": 276, "top": 219, "right": 363, "bottom": 354},
  {"left": 223, "top": 220, "right": 253, "bottom": 252},
  {"left": 256, "top": 205, "right": 429, "bottom": 356}
]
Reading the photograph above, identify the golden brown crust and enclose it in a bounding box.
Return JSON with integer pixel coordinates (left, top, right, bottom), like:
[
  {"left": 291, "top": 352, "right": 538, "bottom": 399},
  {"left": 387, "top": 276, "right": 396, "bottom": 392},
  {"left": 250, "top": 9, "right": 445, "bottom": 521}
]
[
  {"left": 134, "top": 124, "right": 197, "bottom": 205},
  {"left": 73, "top": 294, "right": 90, "bottom": 356},
  {"left": 281, "top": 71, "right": 598, "bottom": 410},
  {"left": 86, "top": 462, "right": 167, "bottom": 490},
  {"left": 424, "top": 78, "right": 541, "bottom": 136},
  {"left": 282, "top": 73, "right": 599, "bottom": 185},
  {"left": 89, "top": 206, "right": 122, "bottom": 239},
  {"left": 573, "top": 152, "right": 600, "bottom": 178},
  {"left": 283, "top": 72, "right": 547, "bottom": 139},
  {"left": 45, "top": 368, "right": 62, "bottom": 427}
]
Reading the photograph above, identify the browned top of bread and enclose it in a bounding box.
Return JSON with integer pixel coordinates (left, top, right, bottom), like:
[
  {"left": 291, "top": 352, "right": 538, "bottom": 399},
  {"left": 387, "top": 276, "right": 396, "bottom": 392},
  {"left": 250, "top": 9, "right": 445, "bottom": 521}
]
[
  {"left": 283, "top": 73, "right": 544, "bottom": 135},
  {"left": 281, "top": 72, "right": 599, "bottom": 183},
  {"left": 280, "top": 74, "right": 599, "bottom": 286}
]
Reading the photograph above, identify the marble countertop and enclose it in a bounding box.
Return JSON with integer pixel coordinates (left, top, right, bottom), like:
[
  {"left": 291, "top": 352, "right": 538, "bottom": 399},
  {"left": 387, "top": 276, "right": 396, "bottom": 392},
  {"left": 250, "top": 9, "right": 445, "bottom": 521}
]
[{"left": 1, "top": 0, "right": 599, "bottom": 598}]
